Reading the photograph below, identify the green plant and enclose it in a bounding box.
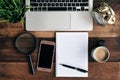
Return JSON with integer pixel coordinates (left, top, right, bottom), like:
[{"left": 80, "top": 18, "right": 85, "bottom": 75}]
[{"left": 0, "top": 0, "right": 29, "bottom": 23}]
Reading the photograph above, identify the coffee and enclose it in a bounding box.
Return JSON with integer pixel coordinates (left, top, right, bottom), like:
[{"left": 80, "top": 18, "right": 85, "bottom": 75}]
[{"left": 92, "top": 47, "right": 110, "bottom": 63}]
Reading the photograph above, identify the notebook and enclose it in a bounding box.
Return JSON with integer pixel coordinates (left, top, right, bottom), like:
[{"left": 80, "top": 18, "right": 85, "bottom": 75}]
[{"left": 56, "top": 32, "right": 88, "bottom": 77}]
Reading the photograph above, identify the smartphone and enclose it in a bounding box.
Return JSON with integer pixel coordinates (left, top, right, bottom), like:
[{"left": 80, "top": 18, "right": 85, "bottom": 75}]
[{"left": 37, "top": 40, "right": 55, "bottom": 72}]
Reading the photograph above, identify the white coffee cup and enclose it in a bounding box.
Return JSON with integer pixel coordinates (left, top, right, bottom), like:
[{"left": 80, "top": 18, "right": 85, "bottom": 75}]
[{"left": 91, "top": 46, "right": 110, "bottom": 63}]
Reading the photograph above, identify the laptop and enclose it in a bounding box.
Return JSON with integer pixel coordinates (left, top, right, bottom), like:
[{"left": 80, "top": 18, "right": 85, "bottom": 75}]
[{"left": 26, "top": 0, "right": 93, "bottom": 31}]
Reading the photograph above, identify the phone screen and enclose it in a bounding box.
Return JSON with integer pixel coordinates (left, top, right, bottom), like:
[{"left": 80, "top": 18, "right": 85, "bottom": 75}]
[{"left": 38, "top": 44, "right": 54, "bottom": 68}]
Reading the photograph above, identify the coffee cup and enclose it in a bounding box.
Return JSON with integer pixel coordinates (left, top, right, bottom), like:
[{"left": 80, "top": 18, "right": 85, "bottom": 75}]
[{"left": 91, "top": 40, "right": 110, "bottom": 63}]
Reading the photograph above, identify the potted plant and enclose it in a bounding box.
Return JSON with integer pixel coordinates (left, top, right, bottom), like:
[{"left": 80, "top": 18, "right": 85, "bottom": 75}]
[{"left": 0, "top": 0, "right": 29, "bottom": 28}]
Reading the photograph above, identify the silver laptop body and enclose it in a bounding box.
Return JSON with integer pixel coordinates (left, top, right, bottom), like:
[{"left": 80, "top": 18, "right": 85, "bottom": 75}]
[{"left": 26, "top": 0, "right": 93, "bottom": 31}]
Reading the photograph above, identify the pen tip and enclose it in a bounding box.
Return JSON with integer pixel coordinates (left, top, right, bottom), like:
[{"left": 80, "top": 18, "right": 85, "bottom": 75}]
[{"left": 59, "top": 64, "right": 63, "bottom": 65}]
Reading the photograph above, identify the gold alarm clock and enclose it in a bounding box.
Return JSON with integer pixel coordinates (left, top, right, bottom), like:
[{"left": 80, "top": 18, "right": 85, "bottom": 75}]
[{"left": 92, "top": 2, "right": 116, "bottom": 26}]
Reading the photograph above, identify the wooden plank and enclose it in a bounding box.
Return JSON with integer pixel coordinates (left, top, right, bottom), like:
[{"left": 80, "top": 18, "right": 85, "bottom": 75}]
[
  {"left": 0, "top": 38, "right": 55, "bottom": 62},
  {"left": 0, "top": 37, "right": 120, "bottom": 62},
  {"left": 1, "top": 23, "right": 120, "bottom": 38},
  {"left": 0, "top": 62, "right": 119, "bottom": 80}
]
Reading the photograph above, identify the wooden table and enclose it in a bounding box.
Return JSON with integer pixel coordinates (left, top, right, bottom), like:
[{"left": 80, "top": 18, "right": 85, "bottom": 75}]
[{"left": 0, "top": 0, "right": 120, "bottom": 80}]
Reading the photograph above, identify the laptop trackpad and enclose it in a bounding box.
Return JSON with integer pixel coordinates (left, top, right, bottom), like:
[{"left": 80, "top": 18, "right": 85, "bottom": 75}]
[{"left": 47, "top": 13, "right": 70, "bottom": 30}]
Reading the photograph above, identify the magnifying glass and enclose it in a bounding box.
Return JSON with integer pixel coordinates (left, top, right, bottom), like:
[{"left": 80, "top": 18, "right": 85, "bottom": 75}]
[{"left": 15, "top": 33, "right": 36, "bottom": 75}]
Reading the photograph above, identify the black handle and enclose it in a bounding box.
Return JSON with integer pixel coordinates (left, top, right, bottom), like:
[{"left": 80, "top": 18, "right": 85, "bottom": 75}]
[
  {"left": 28, "top": 55, "right": 35, "bottom": 75},
  {"left": 98, "top": 40, "right": 105, "bottom": 46},
  {"left": 77, "top": 68, "right": 88, "bottom": 73}
]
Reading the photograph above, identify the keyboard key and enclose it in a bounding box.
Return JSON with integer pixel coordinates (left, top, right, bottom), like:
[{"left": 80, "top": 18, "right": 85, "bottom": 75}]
[
  {"left": 80, "top": 3, "right": 88, "bottom": 6},
  {"left": 41, "top": 0, "right": 44, "bottom": 2},
  {"left": 55, "top": 3, "right": 59, "bottom": 6},
  {"left": 39, "top": 3, "right": 42, "bottom": 6},
  {"left": 66, "top": 0, "right": 69, "bottom": 2},
  {"left": 54, "top": 0, "right": 57, "bottom": 2},
  {"left": 68, "top": 3, "right": 71, "bottom": 6},
  {"left": 74, "top": 0, "right": 77, "bottom": 2},
  {"left": 60, "top": 3, "right": 63, "bottom": 6},
  {"left": 81, "top": 7, "right": 84, "bottom": 11},
  {"left": 30, "top": 0, "right": 36, "bottom": 2},
  {"left": 38, "top": 7, "right": 41, "bottom": 11},
  {"left": 48, "top": 3, "right": 51, "bottom": 6},
  {"left": 52, "top": 3, "right": 55, "bottom": 6},
  {"left": 58, "top": 0, "right": 61, "bottom": 2},
  {"left": 43, "top": 3, "right": 47, "bottom": 6},
  {"left": 46, "top": 3, "right": 48, "bottom": 6},
  {"left": 64, "top": 3, "right": 67, "bottom": 6},
  {"left": 76, "top": 3, "right": 79, "bottom": 6},
  {"left": 30, "top": 3, "right": 38, "bottom": 6},
  {"left": 72, "top": 3, "right": 75, "bottom": 6},
  {"left": 70, "top": 0, "right": 73, "bottom": 2},
  {"left": 50, "top": 0, "right": 52, "bottom": 2},
  {"left": 48, "top": 7, "right": 67, "bottom": 11},
  {"left": 42, "top": 7, "right": 47, "bottom": 11},
  {"left": 78, "top": 0, "right": 81, "bottom": 2},
  {"left": 82, "top": 0, "right": 88, "bottom": 2},
  {"left": 37, "top": 0, "right": 40, "bottom": 2},
  {"left": 45, "top": 0, "right": 49, "bottom": 2},
  {"left": 73, "top": 7, "right": 76, "bottom": 11},
  {"left": 68, "top": 7, "right": 72, "bottom": 11},
  {"left": 34, "top": 7, "right": 38, "bottom": 11}
]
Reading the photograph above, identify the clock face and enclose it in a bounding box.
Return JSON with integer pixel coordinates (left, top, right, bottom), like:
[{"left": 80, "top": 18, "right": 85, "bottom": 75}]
[{"left": 92, "top": 11, "right": 105, "bottom": 25}]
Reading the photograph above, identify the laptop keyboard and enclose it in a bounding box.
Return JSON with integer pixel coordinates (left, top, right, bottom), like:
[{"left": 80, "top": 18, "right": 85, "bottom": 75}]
[{"left": 30, "top": 0, "right": 89, "bottom": 11}]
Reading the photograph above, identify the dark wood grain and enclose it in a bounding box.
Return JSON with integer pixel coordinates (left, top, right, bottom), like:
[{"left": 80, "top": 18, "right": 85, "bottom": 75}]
[
  {"left": 0, "top": 62, "right": 119, "bottom": 80},
  {"left": 0, "top": 37, "right": 120, "bottom": 62}
]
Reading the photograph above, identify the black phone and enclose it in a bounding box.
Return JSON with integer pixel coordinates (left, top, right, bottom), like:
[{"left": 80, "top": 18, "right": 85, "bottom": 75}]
[{"left": 37, "top": 40, "right": 55, "bottom": 72}]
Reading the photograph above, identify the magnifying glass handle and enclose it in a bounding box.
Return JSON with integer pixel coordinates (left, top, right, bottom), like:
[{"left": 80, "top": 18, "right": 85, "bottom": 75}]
[{"left": 28, "top": 55, "right": 35, "bottom": 75}]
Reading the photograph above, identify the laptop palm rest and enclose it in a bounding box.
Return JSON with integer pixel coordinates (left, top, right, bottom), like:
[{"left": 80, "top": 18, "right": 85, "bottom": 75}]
[{"left": 26, "top": 12, "right": 71, "bottom": 31}]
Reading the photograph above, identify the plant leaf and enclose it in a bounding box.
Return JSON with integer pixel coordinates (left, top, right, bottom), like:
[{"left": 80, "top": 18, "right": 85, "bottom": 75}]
[{"left": 0, "top": 0, "right": 30, "bottom": 23}]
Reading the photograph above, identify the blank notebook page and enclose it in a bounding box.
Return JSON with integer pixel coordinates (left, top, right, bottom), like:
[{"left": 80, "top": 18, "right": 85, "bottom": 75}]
[{"left": 56, "top": 32, "right": 88, "bottom": 77}]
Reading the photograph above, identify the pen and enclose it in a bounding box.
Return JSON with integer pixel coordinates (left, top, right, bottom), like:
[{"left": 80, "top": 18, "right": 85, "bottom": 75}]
[{"left": 60, "top": 64, "right": 88, "bottom": 73}]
